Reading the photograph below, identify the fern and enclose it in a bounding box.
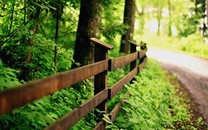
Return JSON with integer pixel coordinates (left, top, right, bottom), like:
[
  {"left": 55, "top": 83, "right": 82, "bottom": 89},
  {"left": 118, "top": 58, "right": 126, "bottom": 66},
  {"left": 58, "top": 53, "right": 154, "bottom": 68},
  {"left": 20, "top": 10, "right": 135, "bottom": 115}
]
[{"left": 0, "top": 58, "right": 20, "bottom": 91}]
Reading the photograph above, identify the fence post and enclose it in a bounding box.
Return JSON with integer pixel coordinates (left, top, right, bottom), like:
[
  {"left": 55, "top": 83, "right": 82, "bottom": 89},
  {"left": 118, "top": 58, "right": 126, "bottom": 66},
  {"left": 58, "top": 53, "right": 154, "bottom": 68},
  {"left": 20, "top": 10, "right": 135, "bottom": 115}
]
[
  {"left": 140, "top": 41, "right": 147, "bottom": 63},
  {"left": 130, "top": 41, "right": 137, "bottom": 71},
  {"left": 90, "top": 38, "right": 113, "bottom": 122}
]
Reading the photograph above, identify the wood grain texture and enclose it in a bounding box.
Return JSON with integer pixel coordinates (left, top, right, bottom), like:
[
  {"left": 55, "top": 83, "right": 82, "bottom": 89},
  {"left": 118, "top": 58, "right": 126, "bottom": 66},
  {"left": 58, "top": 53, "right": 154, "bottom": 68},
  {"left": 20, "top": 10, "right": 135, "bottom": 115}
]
[
  {"left": 109, "top": 52, "right": 138, "bottom": 71},
  {"left": 0, "top": 60, "right": 108, "bottom": 115}
]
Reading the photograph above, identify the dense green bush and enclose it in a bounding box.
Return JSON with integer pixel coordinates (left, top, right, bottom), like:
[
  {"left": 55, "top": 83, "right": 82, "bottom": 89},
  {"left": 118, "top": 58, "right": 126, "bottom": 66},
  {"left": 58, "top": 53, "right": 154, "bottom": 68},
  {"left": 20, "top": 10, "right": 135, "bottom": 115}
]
[{"left": 0, "top": 58, "right": 21, "bottom": 91}]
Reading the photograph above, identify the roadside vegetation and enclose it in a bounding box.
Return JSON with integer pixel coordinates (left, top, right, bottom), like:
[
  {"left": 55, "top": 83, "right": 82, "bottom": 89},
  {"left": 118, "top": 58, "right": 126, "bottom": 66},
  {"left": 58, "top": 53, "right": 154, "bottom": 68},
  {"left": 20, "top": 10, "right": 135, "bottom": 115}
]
[
  {"left": 1, "top": 58, "right": 206, "bottom": 129},
  {"left": 136, "top": 32, "right": 208, "bottom": 59},
  {"left": 105, "top": 59, "right": 206, "bottom": 129}
]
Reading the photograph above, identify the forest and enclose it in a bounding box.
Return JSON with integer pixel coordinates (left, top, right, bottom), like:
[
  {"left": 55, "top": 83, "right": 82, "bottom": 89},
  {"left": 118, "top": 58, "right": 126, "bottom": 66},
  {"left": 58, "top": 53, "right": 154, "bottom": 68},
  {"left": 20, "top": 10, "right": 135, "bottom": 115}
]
[{"left": 0, "top": 0, "right": 208, "bottom": 129}]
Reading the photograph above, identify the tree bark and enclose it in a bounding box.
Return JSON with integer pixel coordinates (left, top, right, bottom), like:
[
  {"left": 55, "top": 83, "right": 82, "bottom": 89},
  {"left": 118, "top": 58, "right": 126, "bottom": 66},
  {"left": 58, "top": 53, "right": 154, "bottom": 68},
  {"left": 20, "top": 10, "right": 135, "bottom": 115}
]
[
  {"left": 23, "top": 0, "right": 40, "bottom": 81},
  {"left": 168, "top": 0, "right": 172, "bottom": 37},
  {"left": 139, "top": 5, "right": 145, "bottom": 35},
  {"left": 206, "top": 0, "right": 208, "bottom": 25},
  {"left": 120, "top": 0, "right": 135, "bottom": 53},
  {"left": 52, "top": 1, "right": 62, "bottom": 72},
  {"left": 202, "top": 0, "right": 207, "bottom": 36},
  {"left": 72, "top": 0, "right": 102, "bottom": 68},
  {"left": 9, "top": 0, "right": 15, "bottom": 33},
  {"left": 157, "top": 3, "right": 163, "bottom": 36}
]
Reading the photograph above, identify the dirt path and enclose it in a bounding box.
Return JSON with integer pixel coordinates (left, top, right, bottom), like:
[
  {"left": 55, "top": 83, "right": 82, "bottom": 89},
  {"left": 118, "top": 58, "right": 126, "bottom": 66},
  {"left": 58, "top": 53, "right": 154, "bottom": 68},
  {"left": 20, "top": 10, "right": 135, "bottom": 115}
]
[{"left": 147, "top": 48, "right": 208, "bottom": 125}]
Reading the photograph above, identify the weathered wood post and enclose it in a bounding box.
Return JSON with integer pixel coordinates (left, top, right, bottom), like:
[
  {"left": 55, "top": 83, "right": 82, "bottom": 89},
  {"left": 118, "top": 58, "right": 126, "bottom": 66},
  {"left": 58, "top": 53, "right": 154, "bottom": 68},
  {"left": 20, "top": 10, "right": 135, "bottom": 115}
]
[
  {"left": 139, "top": 41, "right": 147, "bottom": 64},
  {"left": 90, "top": 38, "right": 113, "bottom": 122},
  {"left": 129, "top": 41, "right": 137, "bottom": 71},
  {"left": 138, "top": 41, "right": 147, "bottom": 72}
]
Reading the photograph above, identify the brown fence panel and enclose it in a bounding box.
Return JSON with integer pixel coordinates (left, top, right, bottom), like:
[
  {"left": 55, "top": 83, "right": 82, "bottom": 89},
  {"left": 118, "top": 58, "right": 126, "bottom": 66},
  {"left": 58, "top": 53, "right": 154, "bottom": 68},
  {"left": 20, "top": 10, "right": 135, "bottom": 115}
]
[
  {"left": 46, "top": 89, "right": 108, "bottom": 129},
  {"left": 0, "top": 60, "right": 108, "bottom": 115},
  {"left": 109, "top": 52, "right": 138, "bottom": 71},
  {"left": 108, "top": 67, "right": 137, "bottom": 100},
  {"left": 0, "top": 38, "right": 148, "bottom": 130},
  {"left": 109, "top": 102, "right": 123, "bottom": 122},
  {"left": 93, "top": 121, "right": 105, "bottom": 130}
]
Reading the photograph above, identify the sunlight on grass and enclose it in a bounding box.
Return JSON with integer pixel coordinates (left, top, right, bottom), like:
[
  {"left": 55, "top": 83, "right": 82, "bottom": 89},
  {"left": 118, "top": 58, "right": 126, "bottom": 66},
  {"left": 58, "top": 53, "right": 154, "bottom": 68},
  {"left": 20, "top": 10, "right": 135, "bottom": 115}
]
[{"left": 134, "top": 32, "right": 208, "bottom": 58}]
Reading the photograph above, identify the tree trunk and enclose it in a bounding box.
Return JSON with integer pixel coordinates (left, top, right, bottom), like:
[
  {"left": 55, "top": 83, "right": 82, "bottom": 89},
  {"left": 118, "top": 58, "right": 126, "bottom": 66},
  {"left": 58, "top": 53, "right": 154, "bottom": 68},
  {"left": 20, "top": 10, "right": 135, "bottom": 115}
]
[
  {"left": 195, "top": 0, "right": 199, "bottom": 15},
  {"left": 157, "top": 4, "right": 163, "bottom": 36},
  {"left": 23, "top": 0, "right": 40, "bottom": 81},
  {"left": 202, "top": 0, "right": 207, "bottom": 36},
  {"left": 53, "top": 1, "right": 62, "bottom": 72},
  {"left": 139, "top": 6, "right": 145, "bottom": 35},
  {"left": 120, "top": 0, "right": 135, "bottom": 53},
  {"left": 54, "top": 16, "right": 59, "bottom": 72},
  {"left": 9, "top": 0, "right": 15, "bottom": 33},
  {"left": 206, "top": 0, "right": 208, "bottom": 25},
  {"left": 168, "top": 0, "right": 172, "bottom": 37},
  {"left": 72, "top": 0, "right": 102, "bottom": 68}
]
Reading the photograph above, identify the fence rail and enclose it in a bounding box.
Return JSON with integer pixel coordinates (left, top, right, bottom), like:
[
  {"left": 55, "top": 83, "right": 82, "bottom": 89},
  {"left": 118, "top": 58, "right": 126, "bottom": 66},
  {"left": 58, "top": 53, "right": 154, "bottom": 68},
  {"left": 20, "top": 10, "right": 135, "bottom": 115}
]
[{"left": 0, "top": 38, "right": 147, "bottom": 129}]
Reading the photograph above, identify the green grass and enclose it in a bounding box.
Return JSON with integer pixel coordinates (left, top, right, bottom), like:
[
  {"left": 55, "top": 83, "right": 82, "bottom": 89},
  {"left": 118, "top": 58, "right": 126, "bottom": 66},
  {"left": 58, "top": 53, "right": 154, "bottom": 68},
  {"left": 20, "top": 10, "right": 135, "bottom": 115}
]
[
  {"left": 105, "top": 59, "right": 205, "bottom": 129},
  {"left": 135, "top": 33, "right": 208, "bottom": 58}
]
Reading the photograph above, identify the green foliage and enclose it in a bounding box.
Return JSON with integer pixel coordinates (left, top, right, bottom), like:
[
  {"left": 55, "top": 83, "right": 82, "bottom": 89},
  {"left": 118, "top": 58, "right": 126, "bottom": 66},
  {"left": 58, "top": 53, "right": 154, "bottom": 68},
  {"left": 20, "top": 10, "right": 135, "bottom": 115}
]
[
  {"left": 135, "top": 0, "right": 197, "bottom": 37},
  {"left": 1, "top": 58, "right": 203, "bottom": 129},
  {"left": 139, "top": 33, "right": 208, "bottom": 58},
  {"left": 100, "top": 0, "right": 126, "bottom": 49},
  {"left": 1, "top": 0, "right": 205, "bottom": 129},
  {"left": 0, "top": 59, "right": 21, "bottom": 91},
  {"left": 179, "top": 33, "right": 208, "bottom": 57},
  {"left": 108, "top": 67, "right": 127, "bottom": 86},
  {"left": 0, "top": 0, "right": 79, "bottom": 81},
  {"left": 178, "top": 16, "right": 199, "bottom": 37},
  {"left": 0, "top": 78, "right": 95, "bottom": 129},
  {"left": 106, "top": 59, "right": 200, "bottom": 129},
  {"left": 100, "top": 24, "right": 128, "bottom": 41},
  {"left": 29, "top": 34, "right": 55, "bottom": 78}
]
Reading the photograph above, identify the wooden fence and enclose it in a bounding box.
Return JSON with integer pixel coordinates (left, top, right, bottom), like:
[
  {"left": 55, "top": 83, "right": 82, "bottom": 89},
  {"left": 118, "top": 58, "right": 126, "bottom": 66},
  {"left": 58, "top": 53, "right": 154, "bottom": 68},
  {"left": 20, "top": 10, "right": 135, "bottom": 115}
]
[{"left": 0, "top": 38, "right": 147, "bottom": 129}]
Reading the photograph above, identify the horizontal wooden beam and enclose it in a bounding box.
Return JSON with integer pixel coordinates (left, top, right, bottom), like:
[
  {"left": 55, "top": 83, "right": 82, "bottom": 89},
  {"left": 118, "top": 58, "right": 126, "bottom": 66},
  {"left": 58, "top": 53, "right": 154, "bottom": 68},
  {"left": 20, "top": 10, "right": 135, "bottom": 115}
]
[
  {"left": 0, "top": 60, "right": 108, "bottom": 115},
  {"left": 93, "top": 121, "right": 105, "bottom": 130},
  {"left": 109, "top": 52, "right": 138, "bottom": 71},
  {"left": 128, "top": 40, "right": 139, "bottom": 46},
  {"left": 108, "top": 67, "right": 137, "bottom": 99},
  {"left": 90, "top": 38, "right": 114, "bottom": 50},
  {"left": 46, "top": 89, "right": 108, "bottom": 130},
  {"left": 109, "top": 102, "right": 123, "bottom": 122}
]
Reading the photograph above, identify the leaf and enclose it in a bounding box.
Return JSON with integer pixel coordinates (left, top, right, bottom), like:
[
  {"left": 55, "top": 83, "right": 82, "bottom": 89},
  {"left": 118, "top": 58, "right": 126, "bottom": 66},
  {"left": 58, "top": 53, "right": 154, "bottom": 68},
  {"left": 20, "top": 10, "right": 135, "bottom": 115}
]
[
  {"left": 0, "top": 59, "right": 3, "bottom": 67},
  {"left": 103, "top": 114, "right": 113, "bottom": 125}
]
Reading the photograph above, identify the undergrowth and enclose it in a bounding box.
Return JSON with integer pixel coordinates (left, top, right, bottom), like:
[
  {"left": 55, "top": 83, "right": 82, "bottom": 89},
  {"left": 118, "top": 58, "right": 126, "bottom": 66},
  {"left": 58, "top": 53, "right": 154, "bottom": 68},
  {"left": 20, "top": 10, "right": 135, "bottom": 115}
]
[
  {"left": 0, "top": 78, "right": 95, "bottom": 130},
  {"left": 104, "top": 59, "right": 205, "bottom": 129},
  {"left": 0, "top": 58, "right": 205, "bottom": 129}
]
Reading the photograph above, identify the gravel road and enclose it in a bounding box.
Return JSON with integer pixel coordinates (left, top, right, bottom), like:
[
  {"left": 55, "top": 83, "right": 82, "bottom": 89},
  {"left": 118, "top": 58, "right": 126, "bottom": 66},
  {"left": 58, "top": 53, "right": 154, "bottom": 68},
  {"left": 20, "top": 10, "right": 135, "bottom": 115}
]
[{"left": 147, "top": 48, "right": 208, "bottom": 125}]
